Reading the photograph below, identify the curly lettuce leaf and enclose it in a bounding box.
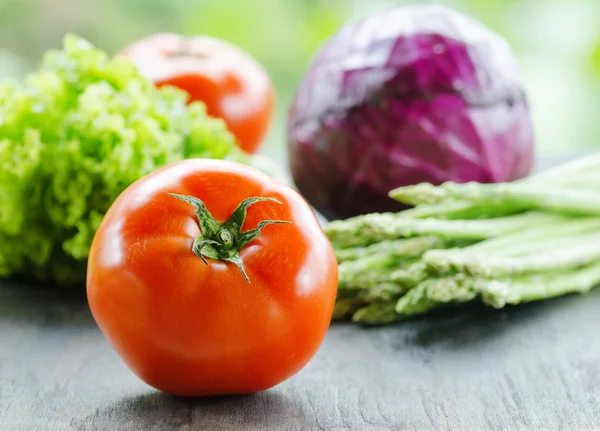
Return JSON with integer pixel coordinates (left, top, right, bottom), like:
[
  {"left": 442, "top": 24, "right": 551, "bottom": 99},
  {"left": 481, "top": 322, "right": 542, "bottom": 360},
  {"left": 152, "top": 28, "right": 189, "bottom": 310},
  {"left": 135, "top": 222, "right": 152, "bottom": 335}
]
[{"left": 0, "top": 34, "right": 237, "bottom": 284}]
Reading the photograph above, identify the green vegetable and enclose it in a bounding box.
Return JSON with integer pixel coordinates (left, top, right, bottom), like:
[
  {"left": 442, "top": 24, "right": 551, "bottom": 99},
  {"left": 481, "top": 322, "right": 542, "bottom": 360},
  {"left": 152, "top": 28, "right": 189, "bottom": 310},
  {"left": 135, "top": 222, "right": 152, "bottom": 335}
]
[
  {"left": 352, "top": 301, "right": 402, "bottom": 325},
  {"left": 326, "top": 211, "right": 562, "bottom": 248},
  {"left": 325, "top": 153, "right": 600, "bottom": 325},
  {"left": 392, "top": 182, "right": 600, "bottom": 216},
  {"left": 0, "top": 34, "right": 260, "bottom": 284},
  {"left": 477, "top": 262, "right": 600, "bottom": 308},
  {"left": 424, "top": 234, "right": 600, "bottom": 277},
  {"left": 334, "top": 236, "right": 444, "bottom": 263}
]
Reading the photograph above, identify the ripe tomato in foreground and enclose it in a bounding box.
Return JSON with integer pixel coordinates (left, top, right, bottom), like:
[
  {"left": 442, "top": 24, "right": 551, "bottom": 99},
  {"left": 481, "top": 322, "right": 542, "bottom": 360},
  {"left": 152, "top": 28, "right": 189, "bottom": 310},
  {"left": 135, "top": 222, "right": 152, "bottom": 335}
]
[
  {"left": 86, "top": 159, "right": 338, "bottom": 396},
  {"left": 121, "top": 33, "right": 274, "bottom": 154}
]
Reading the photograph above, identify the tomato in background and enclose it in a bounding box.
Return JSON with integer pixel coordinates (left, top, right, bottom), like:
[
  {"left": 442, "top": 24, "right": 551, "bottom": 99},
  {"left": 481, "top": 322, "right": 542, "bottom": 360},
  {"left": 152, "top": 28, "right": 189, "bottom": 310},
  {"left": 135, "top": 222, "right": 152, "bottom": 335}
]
[
  {"left": 87, "top": 159, "right": 337, "bottom": 396},
  {"left": 121, "top": 33, "right": 275, "bottom": 154}
]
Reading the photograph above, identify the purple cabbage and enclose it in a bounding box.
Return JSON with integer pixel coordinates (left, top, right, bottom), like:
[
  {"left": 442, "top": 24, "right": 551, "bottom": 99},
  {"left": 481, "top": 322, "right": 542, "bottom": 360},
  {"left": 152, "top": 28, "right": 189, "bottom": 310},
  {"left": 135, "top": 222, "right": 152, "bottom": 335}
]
[{"left": 287, "top": 4, "right": 535, "bottom": 220}]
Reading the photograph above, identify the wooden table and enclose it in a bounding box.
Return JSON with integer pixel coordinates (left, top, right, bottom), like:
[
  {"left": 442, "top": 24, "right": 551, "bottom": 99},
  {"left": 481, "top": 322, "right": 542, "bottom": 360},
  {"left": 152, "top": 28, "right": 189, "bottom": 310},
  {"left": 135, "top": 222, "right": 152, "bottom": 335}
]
[
  {"left": 2, "top": 280, "right": 600, "bottom": 430},
  {"left": 3, "top": 155, "right": 600, "bottom": 430}
]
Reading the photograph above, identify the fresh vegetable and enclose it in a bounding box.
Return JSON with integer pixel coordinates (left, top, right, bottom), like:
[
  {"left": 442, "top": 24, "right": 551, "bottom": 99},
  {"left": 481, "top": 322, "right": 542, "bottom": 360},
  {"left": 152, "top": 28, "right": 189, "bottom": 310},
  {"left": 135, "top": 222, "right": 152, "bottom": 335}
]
[
  {"left": 288, "top": 4, "right": 534, "bottom": 220},
  {"left": 121, "top": 33, "right": 275, "bottom": 154},
  {"left": 87, "top": 159, "right": 338, "bottom": 396},
  {"left": 0, "top": 34, "right": 273, "bottom": 284},
  {"left": 324, "top": 153, "right": 600, "bottom": 325}
]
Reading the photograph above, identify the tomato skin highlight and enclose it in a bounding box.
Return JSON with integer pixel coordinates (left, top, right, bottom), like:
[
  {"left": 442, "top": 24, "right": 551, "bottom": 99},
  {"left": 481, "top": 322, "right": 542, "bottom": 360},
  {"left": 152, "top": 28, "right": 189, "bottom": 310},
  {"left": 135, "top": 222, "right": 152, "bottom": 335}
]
[
  {"left": 120, "top": 33, "right": 274, "bottom": 154},
  {"left": 86, "top": 159, "right": 337, "bottom": 396}
]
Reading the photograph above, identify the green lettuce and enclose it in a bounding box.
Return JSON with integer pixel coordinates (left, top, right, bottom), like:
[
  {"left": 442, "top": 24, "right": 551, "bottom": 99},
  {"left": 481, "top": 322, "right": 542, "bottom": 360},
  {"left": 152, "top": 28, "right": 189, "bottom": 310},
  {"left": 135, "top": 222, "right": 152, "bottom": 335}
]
[{"left": 0, "top": 34, "right": 239, "bottom": 284}]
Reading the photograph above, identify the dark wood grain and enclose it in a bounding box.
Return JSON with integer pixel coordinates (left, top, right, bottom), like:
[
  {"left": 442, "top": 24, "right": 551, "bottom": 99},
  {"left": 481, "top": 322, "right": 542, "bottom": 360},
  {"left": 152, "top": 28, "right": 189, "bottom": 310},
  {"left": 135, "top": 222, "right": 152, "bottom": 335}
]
[{"left": 2, "top": 280, "right": 600, "bottom": 431}]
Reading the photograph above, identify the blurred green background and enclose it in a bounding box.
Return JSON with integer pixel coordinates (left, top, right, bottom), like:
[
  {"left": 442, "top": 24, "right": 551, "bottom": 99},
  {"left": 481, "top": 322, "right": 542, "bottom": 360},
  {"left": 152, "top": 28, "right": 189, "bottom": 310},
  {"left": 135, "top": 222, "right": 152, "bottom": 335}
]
[{"left": 1, "top": 0, "right": 599, "bottom": 156}]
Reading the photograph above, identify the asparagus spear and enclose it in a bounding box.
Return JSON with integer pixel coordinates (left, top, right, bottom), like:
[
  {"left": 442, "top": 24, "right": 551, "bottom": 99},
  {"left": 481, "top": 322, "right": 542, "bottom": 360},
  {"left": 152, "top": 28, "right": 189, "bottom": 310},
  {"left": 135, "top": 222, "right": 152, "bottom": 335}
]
[
  {"left": 394, "top": 181, "right": 600, "bottom": 216},
  {"left": 395, "top": 262, "right": 600, "bottom": 314},
  {"left": 424, "top": 233, "right": 600, "bottom": 277},
  {"left": 442, "top": 183, "right": 600, "bottom": 216},
  {"left": 325, "top": 212, "right": 397, "bottom": 247},
  {"left": 334, "top": 236, "right": 444, "bottom": 263},
  {"left": 390, "top": 261, "right": 429, "bottom": 288},
  {"left": 421, "top": 275, "right": 479, "bottom": 303},
  {"left": 337, "top": 237, "right": 445, "bottom": 295},
  {"left": 389, "top": 153, "right": 600, "bottom": 220},
  {"left": 334, "top": 285, "right": 404, "bottom": 321},
  {"left": 332, "top": 297, "right": 365, "bottom": 321},
  {"left": 478, "top": 261, "right": 600, "bottom": 308},
  {"left": 337, "top": 243, "right": 423, "bottom": 288},
  {"left": 393, "top": 275, "right": 481, "bottom": 317},
  {"left": 394, "top": 283, "right": 440, "bottom": 316},
  {"left": 389, "top": 182, "right": 447, "bottom": 206},
  {"left": 361, "top": 282, "right": 404, "bottom": 302},
  {"left": 398, "top": 200, "right": 517, "bottom": 220},
  {"left": 352, "top": 301, "right": 403, "bottom": 325},
  {"left": 389, "top": 152, "right": 600, "bottom": 204},
  {"left": 463, "top": 217, "right": 600, "bottom": 255},
  {"left": 338, "top": 266, "right": 399, "bottom": 297},
  {"left": 325, "top": 212, "right": 560, "bottom": 248}
]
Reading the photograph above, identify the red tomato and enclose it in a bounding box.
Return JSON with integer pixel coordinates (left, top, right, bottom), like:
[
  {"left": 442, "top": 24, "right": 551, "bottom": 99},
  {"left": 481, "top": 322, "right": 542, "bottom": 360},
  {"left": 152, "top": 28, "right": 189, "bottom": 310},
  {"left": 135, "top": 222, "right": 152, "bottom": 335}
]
[
  {"left": 87, "top": 159, "right": 337, "bottom": 396},
  {"left": 121, "top": 33, "right": 274, "bottom": 154}
]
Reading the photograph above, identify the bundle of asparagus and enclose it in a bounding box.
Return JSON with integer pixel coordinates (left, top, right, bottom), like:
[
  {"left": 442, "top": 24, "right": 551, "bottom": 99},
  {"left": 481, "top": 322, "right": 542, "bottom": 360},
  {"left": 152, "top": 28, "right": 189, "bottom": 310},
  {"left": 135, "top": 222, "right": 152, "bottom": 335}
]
[{"left": 325, "top": 154, "right": 600, "bottom": 325}]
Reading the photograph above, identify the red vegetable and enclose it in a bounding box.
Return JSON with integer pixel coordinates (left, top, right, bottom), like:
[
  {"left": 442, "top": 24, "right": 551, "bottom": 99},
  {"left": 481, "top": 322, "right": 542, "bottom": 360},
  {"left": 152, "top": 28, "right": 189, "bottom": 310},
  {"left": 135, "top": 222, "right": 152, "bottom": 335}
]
[
  {"left": 288, "top": 4, "right": 535, "bottom": 220},
  {"left": 121, "top": 33, "right": 275, "bottom": 154},
  {"left": 87, "top": 159, "right": 338, "bottom": 396}
]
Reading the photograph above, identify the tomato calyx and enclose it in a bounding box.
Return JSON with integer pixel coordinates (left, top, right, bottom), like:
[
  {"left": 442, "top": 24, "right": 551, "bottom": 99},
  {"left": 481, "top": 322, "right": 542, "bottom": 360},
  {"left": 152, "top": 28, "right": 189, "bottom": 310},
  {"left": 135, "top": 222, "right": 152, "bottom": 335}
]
[{"left": 169, "top": 194, "right": 291, "bottom": 283}]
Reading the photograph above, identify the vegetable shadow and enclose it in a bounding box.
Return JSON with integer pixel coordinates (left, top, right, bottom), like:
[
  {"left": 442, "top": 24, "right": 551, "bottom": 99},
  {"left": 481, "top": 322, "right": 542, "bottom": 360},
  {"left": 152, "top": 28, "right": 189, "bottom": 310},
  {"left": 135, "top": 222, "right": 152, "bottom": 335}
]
[
  {"left": 373, "top": 291, "right": 600, "bottom": 350},
  {"left": 72, "top": 389, "right": 307, "bottom": 431}
]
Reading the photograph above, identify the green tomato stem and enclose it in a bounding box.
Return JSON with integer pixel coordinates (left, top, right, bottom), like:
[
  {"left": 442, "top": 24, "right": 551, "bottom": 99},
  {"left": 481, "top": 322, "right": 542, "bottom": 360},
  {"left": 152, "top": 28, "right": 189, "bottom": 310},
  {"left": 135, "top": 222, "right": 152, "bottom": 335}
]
[{"left": 169, "top": 193, "right": 291, "bottom": 283}]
